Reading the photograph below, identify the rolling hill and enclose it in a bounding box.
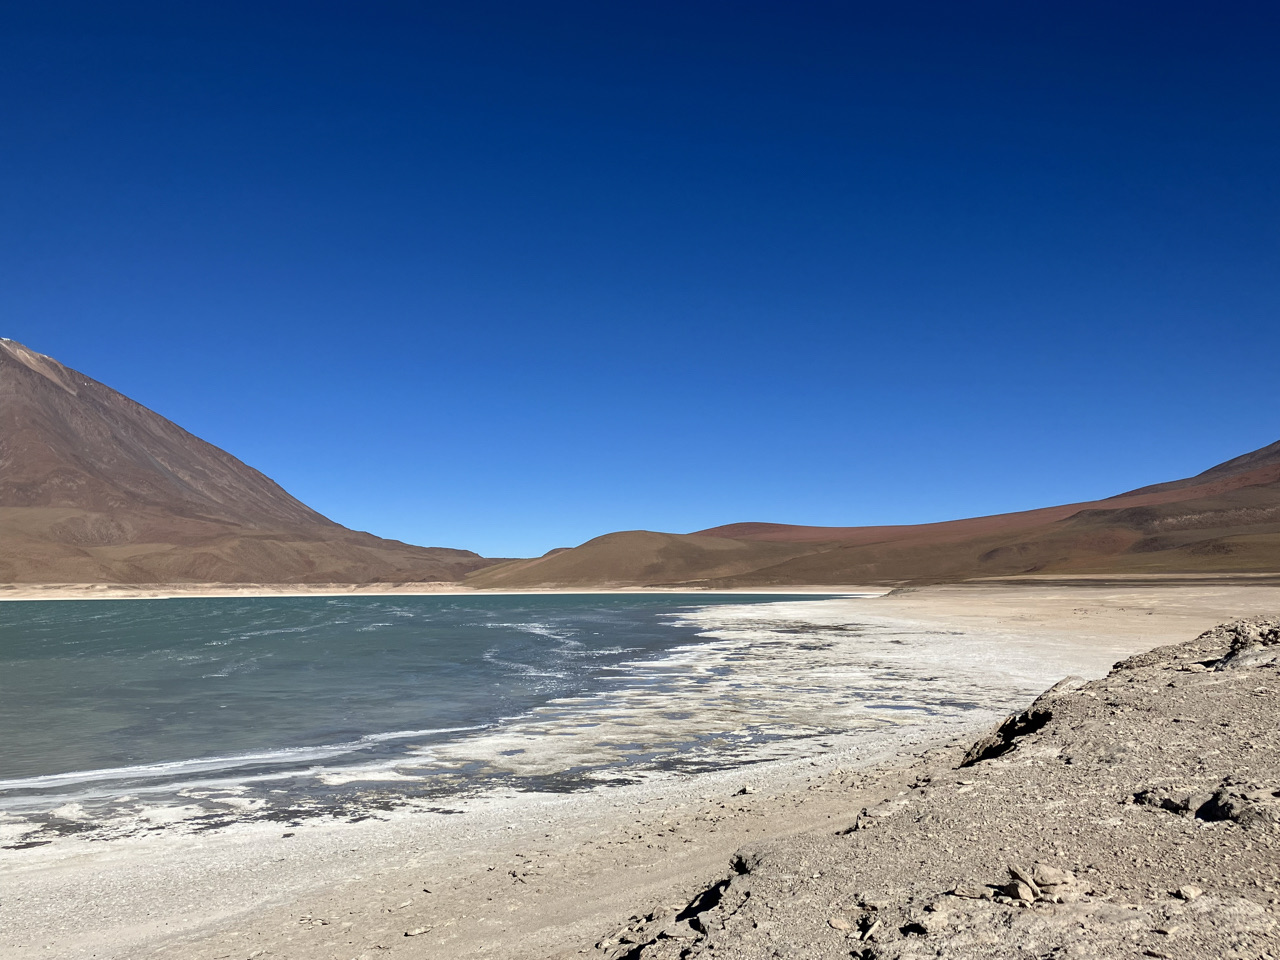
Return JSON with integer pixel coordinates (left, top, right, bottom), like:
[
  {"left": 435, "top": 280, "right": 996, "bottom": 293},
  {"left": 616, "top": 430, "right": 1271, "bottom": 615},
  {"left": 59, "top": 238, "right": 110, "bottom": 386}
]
[{"left": 467, "top": 438, "right": 1280, "bottom": 588}]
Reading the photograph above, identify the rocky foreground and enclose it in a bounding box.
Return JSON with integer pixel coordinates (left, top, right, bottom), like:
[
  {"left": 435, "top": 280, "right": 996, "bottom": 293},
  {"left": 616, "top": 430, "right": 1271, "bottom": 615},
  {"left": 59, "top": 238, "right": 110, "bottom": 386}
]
[{"left": 594, "top": 618, "right": 1280, "bottom": 960}]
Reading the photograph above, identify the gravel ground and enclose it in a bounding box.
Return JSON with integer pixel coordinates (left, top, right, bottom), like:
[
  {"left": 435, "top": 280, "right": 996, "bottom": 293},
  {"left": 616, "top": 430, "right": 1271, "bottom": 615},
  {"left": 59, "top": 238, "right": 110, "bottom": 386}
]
[{"left": 604, "top": 617, "right": 1280, "bottom": 960}]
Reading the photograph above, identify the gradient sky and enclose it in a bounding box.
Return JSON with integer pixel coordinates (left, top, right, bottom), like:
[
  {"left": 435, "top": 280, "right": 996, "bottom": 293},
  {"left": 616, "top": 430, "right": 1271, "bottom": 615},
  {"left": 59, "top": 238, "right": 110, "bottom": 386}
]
[{"left": 3, "top": 2, "right": 1277, "bottom": 557}]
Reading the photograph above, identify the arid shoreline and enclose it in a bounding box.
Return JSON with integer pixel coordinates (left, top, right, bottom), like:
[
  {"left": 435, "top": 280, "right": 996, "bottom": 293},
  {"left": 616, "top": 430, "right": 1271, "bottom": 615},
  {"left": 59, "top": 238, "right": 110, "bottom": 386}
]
[
  {"left": 2, "top": 581, "right": 1277, "bottom": 960},
  {"left": 2, "top": 572, "right": 1278, "bottom": 604},
  {"left": 0, "top": 582, "right": 878, "bottom": 602}
]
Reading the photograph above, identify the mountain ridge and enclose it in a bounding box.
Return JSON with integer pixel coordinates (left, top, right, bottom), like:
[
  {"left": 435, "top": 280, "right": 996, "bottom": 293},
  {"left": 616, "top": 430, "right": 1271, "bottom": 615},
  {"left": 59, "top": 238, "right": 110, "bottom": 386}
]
[
  {"left": 5, "top": 338, "right": 1277, "bottom": 587},
  {"left": 0, "top": 339, "right": 497, "bottom": 584}
]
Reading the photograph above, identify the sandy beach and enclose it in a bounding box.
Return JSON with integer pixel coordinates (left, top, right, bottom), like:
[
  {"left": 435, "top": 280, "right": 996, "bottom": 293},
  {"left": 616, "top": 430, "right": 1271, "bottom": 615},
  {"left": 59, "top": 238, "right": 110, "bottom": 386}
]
[{"left": 2, "top": 580, "right": 1277, "bottom": 960}]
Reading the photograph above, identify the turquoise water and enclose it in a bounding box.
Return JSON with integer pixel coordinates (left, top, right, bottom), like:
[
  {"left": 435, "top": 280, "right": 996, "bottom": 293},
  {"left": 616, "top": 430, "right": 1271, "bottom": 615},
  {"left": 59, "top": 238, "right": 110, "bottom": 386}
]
[{"left": 0, "top": 594, "right": 838, "bottom": 807}]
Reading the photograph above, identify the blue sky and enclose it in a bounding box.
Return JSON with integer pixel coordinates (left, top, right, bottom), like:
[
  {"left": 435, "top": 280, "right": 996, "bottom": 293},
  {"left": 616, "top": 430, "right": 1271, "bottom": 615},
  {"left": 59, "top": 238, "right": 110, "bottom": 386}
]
[{"left": 3, "top": 2, "right": 1277, "bottom": 557}]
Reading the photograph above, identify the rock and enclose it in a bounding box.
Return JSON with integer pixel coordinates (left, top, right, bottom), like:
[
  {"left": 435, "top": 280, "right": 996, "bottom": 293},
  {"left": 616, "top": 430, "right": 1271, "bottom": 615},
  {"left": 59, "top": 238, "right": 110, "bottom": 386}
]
[
  {"left": 960, "top": 708, "right": 1054, "bottom": 766},
  {"left": 733, "top": 785, "right": 755, "bottom": 796},
  {"left": 404, "top": 927, "right": 430, "bottom": 936},
  {"left": 828, "top": 916, "right": 852, "bottom": 930},
  {"left": 1174, "top": 885, "right": 1202, "bottom": 901},
  {"left": 1003, "top": 880, "right": 1038, "bottom": 902},
  {"left": 1030, "top": 863, "right": 1074, "bottom": 889},
  {"left": 658, "top": 918, "right": 699, "bottom": 940},
  {"left": 1007, "top": 865, "right": 1042, "bottom": 898},
  {"left": 860, "top": 917, "right": 883, "bottom": 940},
  {"left": 863, "top": 803, "right": 901, "bottom": 819},
  {"left": 1220, "top": 646, "right": 1280, "bottom": 670},
  {"left": 1209, "top": 617, "right": 1280, "bottom": 670},
  {"left": 1195, "top": 778, "right": 1280, "bottom": 829},
  {"left": 951, "top": 884, "right": 990, "bottom": 900},
  {"left": 1135, "top": 788, "right": 1211, "bottom": 817}
]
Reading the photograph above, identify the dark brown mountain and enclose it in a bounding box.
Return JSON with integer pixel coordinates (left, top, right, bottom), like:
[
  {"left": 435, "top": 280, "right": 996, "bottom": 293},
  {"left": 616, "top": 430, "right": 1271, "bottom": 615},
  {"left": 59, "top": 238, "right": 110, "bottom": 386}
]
[
  {"left": 0, "top": 338, "right": 497, "bottom": 584},
  {"left": 467, "top": 438, "right": 1280, "bottom": 588}
]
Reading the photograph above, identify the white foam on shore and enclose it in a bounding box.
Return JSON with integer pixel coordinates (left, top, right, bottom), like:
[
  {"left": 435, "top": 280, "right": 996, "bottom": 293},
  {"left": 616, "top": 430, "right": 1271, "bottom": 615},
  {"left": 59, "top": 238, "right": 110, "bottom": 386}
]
[
  {"left": 0, "top": 593, "right": 1137, "bottom": 839},
  {"left": 398, "top": 595, "right": 1054, "bottom": 783},
  {"left": 0, "top": 725, "right": 490, "bottom": 794}
]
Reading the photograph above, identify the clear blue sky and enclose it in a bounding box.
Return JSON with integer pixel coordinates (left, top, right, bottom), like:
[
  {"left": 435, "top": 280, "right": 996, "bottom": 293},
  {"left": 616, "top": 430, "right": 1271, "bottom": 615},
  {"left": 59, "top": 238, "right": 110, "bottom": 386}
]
[{"left": 3, "top": 2, "right": 1277, "bottom": 557}]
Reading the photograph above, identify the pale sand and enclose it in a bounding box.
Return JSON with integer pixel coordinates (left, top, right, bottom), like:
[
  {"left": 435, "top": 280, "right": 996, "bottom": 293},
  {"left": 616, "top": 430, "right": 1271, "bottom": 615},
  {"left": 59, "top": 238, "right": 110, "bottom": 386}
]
[
  {"left": 2, "top": 580, "right": 1277, "bottom": 960},
  {"left": 0, "top": 582, "right": 867, "bottom": 601},
  {"left": 0, "top": 573, "right": 1275, "bottom": 602}
]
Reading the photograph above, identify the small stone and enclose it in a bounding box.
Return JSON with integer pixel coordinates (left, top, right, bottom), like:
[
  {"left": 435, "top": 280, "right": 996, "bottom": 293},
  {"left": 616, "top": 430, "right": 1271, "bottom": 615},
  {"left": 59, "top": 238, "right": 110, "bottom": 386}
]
[
  {"left": 951, "top": 884, "right": 989, "bottom": 900},
  {"left": 828, "top": 916, "right": 852, "bottom": 930},
  {"left": 1004, "top": 880, "right": 1038, "bottom": 902},
  {"left": 1175, "top": 885, "right": 1203, "bottom": 901},
  {"left": 1008, "top": 864, "right": 1042, "bottom": 898},
  {"left": 1031, "top": 863, "right": 1074, "bottom": 888},
  {"left": 860, "top": 918, "right": 882, "bottom": 941},
  {"left": 404, "top": 927, "right": 430, "bottom": 937}
]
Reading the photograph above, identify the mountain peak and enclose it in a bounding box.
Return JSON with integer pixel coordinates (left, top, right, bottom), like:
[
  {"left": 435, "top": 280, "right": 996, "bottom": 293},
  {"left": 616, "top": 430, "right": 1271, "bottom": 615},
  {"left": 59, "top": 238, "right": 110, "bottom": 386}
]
[
  {"left": 0, "top": 338, "right": 83, "bottom": 396},
  {"left": 0, "top": 340, "right": 494, "bottom": 583}
]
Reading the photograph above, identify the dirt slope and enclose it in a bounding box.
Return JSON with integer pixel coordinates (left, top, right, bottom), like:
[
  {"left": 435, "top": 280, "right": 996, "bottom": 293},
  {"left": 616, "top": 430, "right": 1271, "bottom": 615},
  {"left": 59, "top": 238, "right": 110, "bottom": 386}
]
[{"left": 0, "top": 338, "right": 495, "bottom": 583}]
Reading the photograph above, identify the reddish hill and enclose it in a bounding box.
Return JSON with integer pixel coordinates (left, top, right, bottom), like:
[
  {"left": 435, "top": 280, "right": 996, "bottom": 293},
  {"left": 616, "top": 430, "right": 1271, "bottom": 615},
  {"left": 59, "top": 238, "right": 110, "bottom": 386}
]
[
  {"left": 470, "top": 440, "right": 1280, "bottom": 588},
  {"left": 692, "top": 441, "right": 1280, "bottom": 548},
  {"left": 0, "top": 338, "right": 497, "bottom": 584}
]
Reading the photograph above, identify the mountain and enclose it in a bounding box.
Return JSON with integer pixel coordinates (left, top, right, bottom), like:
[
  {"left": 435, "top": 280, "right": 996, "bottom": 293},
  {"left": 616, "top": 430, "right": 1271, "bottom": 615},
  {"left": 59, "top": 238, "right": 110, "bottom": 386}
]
[
  {"left": 0, "top": 338, "right": 497, "bottom": 584},
  {"left": 467, "top": 439, "right": 1280, "bottom": 588},
  {"left": 8, "top": 335, "right": 1276, "bottom": 589}
]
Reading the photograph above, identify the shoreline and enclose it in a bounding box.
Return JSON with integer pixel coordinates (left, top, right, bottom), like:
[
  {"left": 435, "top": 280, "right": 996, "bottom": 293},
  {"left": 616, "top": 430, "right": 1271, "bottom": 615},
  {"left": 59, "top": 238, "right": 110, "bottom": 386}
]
[
  {"left": 3, "top": 581, "right": 1277, "bottom": 959},
  {"left": 0, "top": 582, "right": 883, "bottom": 602},
  {"left": 1, "top": 571, "right": 1278, "bottom": 603},
  {"left": 4, "top": 721, "right": 981, "bottom": 960}
]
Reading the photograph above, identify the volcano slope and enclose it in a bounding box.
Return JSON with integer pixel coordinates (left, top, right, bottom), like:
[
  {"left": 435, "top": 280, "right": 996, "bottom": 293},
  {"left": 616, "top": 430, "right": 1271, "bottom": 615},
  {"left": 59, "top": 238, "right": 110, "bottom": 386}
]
[
  {"left": 468, "top": 440, "right": 1280, "bottom": 588},
  {"left": 0, "top": 338, "right": 494, "bottom": 583},
  {"left": 596, "top": 616, "right": 1280, "bottom": 960}
]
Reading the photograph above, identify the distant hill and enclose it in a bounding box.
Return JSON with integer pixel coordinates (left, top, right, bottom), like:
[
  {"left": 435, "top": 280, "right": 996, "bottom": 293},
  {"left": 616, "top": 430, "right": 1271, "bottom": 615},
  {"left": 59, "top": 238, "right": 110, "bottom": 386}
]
[
  {"left": 0, "top": 338, "right": 497, "bottom": 584},
  {"left": 467, "top": 439, "right": 1280, "bottom": 588}
]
